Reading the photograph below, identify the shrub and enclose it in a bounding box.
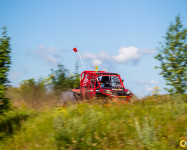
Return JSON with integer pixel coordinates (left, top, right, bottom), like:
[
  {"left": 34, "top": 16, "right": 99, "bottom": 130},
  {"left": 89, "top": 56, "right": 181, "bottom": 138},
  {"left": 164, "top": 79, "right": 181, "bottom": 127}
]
[{"left": 0, "top": 108, "right": 32, "bottom": 139}]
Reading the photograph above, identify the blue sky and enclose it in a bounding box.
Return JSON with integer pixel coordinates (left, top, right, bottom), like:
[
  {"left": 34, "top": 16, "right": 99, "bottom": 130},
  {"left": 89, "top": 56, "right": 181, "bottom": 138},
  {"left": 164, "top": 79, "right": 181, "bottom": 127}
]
[{"left": 0, "top": 0, "right": 187, "bottom": 97}]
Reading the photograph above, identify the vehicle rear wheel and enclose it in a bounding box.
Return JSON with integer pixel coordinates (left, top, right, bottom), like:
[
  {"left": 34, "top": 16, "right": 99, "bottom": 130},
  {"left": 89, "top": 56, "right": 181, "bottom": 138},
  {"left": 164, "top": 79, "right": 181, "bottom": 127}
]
[{"left": 73, "top": 93, "right": 82, "bottom": 103}]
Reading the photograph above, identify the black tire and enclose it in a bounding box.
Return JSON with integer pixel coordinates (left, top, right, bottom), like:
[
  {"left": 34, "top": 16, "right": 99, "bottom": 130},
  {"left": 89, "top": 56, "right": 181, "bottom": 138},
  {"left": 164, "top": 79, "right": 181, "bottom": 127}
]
[{"left": 73, "top": 93, "right": 82, "bottom": 103}]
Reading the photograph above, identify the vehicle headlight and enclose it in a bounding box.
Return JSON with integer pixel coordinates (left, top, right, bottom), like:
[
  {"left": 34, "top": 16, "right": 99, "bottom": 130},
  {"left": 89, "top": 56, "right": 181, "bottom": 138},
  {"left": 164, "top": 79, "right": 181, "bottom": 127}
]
[{"left": 126, "top": 90, "right": 131, "bottom": 96}]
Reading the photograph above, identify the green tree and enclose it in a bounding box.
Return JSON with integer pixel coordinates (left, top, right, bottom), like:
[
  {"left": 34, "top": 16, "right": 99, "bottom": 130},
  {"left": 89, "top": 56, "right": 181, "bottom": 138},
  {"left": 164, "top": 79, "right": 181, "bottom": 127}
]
[
  {"left": 49, "top": 64, "right": 80, "bottom": 96},
  {"left": 155, "top": 16, "right": 187, "bottom": 93},
  {"left": 0, "top": 26, "right": 11, "bottom": 113},
  {"left": 50, "top": 64, "right": 70, "bottom": 92}
]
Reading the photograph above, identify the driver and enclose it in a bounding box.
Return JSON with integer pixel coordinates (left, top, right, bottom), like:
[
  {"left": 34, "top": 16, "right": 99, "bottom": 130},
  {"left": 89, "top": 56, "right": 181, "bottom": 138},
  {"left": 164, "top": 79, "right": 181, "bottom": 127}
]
[{"left": 101, "top": 76, "right": 111, "bottom": 87}]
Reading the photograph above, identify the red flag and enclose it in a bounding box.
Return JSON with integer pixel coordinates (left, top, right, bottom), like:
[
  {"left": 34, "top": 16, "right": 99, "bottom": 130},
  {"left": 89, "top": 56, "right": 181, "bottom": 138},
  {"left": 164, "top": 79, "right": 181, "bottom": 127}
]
[{"left": 73, "top": 47, "right": 77, "bottom": 52}]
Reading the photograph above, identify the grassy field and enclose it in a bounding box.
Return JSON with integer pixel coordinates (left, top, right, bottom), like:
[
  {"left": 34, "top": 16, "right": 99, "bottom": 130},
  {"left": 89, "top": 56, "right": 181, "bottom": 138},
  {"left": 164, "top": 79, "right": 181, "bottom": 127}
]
[{"left": 0, "top": 94, "right": 186, "bottom": 150}]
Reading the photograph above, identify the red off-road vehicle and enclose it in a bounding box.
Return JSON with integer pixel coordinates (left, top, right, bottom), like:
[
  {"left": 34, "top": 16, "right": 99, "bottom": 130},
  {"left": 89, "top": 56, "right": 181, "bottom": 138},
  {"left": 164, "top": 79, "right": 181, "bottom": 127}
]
[{"left": 72, "top": 71, "right": 133, "bottom": 104}]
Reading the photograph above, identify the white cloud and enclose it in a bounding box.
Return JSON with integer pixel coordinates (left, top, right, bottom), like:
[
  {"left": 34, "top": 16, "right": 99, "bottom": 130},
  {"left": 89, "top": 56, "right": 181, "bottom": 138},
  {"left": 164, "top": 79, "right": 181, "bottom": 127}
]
[
  {"left": 92, "top": 59, "right": 102, "bottom": 66},
  {"left": 99, "top": 51, "right": 110, "bottom": 59},
  {"left": 82, "top": 51, "right": 109, "bottom": 66},
  {"left": 82, "top": 52, "right": 96, "bottom": 59},
  {"left": 31, "top": 45, "right": 61, "bottom": 66},
  {"left": 82, "top": 51, "right": 110, "bottom": 66},
  {"left": 82, "top": 46, "right": 154, "bottom": 66},
  {"left": 112, "top": 46, "right": 141, "bottom": 63}
]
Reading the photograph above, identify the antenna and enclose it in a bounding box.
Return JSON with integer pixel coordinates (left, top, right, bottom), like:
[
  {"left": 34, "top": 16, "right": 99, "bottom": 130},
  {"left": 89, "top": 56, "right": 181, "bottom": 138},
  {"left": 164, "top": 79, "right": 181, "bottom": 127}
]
[{"left": 73, "top": 47, "right": 85, "bottom": 70}]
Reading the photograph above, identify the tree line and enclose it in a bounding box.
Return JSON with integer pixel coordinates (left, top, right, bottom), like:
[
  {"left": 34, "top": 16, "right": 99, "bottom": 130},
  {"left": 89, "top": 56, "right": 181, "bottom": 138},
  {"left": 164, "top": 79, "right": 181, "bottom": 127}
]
[{"left": 18, "top": 64, "right": 80, "bottom": 101}]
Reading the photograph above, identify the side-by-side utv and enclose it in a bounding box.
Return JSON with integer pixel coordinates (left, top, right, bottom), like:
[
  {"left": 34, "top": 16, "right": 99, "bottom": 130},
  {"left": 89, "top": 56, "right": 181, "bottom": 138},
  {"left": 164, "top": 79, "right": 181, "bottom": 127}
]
[{"left": 72, "top": 71, "right": 133, "bottom": 104}]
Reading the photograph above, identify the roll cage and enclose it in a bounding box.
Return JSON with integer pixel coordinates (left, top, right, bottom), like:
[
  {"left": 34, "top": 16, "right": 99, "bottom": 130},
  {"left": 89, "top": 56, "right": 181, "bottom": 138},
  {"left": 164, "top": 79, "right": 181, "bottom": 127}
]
[{"left": 80, "top": 71, "right": 125, "bottom": 89}]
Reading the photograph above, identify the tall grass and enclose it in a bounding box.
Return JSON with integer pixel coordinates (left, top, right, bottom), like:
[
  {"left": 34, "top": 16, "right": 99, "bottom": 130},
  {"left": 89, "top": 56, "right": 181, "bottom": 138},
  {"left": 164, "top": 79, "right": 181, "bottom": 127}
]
[
  {"left": 0, "top": 110, "right": 57, "bottom": 150},
  {"left": 54, "top": 95, "right": 187, "bottom": 150},
  {"left": 0, "top": 94, "right": 186, "bottom": 150},
  {"left": 0, "top": 108, "right": 32, "bottom": 140}
]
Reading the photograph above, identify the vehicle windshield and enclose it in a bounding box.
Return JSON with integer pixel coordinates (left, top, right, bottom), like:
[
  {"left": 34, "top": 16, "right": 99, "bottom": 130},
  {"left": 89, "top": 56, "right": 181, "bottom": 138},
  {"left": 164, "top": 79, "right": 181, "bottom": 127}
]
[{"left": 98, "top": 75, "right": 123, "bottom": 88}]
